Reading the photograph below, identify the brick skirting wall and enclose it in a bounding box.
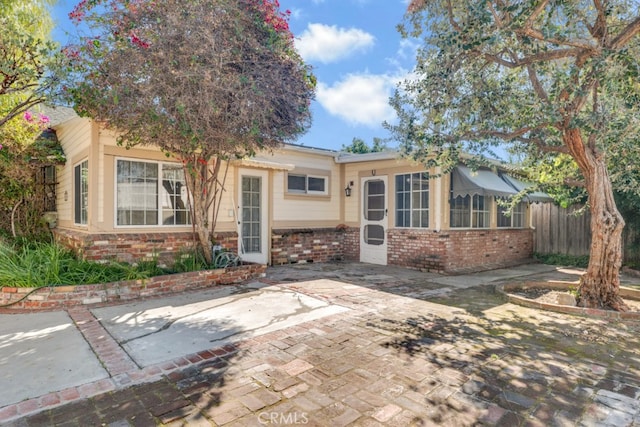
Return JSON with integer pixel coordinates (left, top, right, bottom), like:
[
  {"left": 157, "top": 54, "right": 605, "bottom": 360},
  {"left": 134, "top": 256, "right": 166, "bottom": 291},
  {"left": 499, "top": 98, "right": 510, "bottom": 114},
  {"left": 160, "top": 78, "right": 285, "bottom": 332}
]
[
  {"left": 53, "top": 229, "right": 239, "bottom": 266},
  {"left": 0, "top": 263, "right": 266, "bottom": 311},
  {"left": 388, "top": 228, "right": 533, "bottom": 274},
  {"left": 343, "top": 227, "right": 360, "bottom": 261},
  {"left": 271, "top": 228, "right": 347, "bottom": 265}
]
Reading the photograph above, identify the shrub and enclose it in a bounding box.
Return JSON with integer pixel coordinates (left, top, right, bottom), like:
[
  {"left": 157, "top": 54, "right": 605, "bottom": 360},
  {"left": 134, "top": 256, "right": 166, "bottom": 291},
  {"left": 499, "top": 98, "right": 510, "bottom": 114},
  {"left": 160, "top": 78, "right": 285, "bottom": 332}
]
[
  {"left": 533, "top": 252, "right": 589, "bottom": 268},
  {"left": 0, "top": 240, "right": 169, "bottom": 287}
]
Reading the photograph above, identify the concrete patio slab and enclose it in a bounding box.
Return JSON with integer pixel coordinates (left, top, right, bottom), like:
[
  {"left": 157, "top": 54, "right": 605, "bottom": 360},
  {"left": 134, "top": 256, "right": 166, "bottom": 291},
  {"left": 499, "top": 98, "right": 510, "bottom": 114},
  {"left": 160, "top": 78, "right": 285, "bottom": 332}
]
[
  {"left": 92, "top": 281, "right": 350, "bottom": 367},
  {"left": 0, "top": 311, "right": 108, "bottom": 408},
  {"left": 5, "top": 262, "right": 640, "bottom": 426},
  {"left": 429, "top": 263, "right": 559, "bottom": 288}
]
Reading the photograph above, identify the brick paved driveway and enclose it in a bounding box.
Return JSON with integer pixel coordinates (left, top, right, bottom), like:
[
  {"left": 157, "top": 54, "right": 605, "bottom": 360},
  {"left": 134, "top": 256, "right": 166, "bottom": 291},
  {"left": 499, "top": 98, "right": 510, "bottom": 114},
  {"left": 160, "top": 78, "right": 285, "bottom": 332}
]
[{"left": 6, "top": 262, "right": 640, "bottom": 426}]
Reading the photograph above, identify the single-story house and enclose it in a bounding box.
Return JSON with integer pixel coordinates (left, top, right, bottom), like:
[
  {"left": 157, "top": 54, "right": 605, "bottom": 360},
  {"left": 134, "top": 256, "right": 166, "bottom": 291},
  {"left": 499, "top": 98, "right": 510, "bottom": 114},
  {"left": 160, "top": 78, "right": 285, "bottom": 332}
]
[{"left": 43, "top": 107, "right": 550, "bottom": 274}]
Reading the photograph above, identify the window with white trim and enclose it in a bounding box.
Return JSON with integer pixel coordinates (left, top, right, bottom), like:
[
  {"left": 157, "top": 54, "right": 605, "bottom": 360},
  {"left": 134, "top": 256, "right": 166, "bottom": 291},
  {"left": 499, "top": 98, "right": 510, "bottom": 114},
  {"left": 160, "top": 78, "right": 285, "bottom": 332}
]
[
  {"left": 450, "top": 194, "right": 489, "bottom": 228},
  {"left": 286, "top": 173, "right": 327, "bottom": 195},
  {"left": 74, "top": 160, "right": 88, "bottom": 225},
  {"left": 395, "top": 172, "right": 429, "bottom": 228},
  {"left": 116, "top": 159, "right": 191, "bottom": 226},
  {"left": 497, "top": 201, "right": 525, "bottom": 228}
]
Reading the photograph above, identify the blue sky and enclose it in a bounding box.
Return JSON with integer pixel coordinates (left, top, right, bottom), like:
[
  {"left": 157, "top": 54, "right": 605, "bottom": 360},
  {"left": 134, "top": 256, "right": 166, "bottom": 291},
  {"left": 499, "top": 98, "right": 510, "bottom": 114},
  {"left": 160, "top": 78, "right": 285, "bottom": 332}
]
[{"left": 50, "top": 0, "right": 416, "bottom": 152}]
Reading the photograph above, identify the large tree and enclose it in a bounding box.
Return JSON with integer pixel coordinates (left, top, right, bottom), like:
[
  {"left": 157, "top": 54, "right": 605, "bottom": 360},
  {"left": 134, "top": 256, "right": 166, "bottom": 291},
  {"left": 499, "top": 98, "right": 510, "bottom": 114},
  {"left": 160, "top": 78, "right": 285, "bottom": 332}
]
[
  {"left": 392, "top": 0, "right": 640, "bottom": 310},
  {"left": 0, "top": 0, "right": 62, "bottom": 238},
  {"left": 66, "top": 0, "right": 315, "bottom": 263},
  {"left": 0, "top": 0, "right": 59, "bottom": 128}
]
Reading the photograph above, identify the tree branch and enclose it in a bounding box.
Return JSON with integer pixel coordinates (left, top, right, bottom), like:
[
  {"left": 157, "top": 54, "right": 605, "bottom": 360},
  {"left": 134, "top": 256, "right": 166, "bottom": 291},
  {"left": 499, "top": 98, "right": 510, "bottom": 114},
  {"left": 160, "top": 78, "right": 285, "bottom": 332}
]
[
  {"left": 610, "top": 16, "right": 640, "bottom": 49},
  {"left": 0, "top": 95, "right": 46, "bottom": 128},
  {"left": 516, "top": 26, "right": 598, "bottom": 51}
]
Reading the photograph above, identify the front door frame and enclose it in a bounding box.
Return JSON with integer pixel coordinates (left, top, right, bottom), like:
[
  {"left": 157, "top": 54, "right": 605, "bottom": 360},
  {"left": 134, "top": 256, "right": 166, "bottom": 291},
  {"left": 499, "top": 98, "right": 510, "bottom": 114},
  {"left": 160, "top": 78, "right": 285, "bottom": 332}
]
[
  {"left": 237, "top": 168, "right": 269, "bottom": 264},
  {"left": 359, "top": 175, "right": 388, "bottom": 265}
]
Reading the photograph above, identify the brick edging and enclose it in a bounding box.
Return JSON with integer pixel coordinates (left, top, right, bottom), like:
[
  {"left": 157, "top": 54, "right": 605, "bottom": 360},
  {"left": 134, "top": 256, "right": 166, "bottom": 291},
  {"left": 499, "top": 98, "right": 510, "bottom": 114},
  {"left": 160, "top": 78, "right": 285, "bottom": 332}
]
[
  {"left": 496, "top": 281, "right": 640, "bottom": 319},
  {"left": 0, "top": 263, "right": 266, "bottom": 311}
]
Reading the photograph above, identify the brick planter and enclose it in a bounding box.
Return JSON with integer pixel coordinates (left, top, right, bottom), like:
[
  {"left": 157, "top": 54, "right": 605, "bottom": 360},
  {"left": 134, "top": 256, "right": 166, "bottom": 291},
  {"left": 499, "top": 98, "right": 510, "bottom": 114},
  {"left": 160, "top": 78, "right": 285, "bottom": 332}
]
[
  {"left": 0, "top": 263, "right": 266, "bottom": 311},
  {"left": 497, "top": 281, "right": 640, "bottom": 320}
]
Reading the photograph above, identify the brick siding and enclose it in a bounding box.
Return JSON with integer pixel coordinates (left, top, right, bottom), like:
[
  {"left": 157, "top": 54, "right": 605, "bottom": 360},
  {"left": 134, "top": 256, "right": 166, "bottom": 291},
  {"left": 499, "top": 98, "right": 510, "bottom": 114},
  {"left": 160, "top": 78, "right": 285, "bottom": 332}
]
[
  {"left": 271, "top": 228, "right": 347, "bottom": 265},
  {"left": 343, "top": 227, "right": 360, "bottom": 261},
  {"left": 53, "top": 229, "right": 238, "bottom": 267},
  {"left": 388, "top": 228, "right": 533, "bottom": 273}
]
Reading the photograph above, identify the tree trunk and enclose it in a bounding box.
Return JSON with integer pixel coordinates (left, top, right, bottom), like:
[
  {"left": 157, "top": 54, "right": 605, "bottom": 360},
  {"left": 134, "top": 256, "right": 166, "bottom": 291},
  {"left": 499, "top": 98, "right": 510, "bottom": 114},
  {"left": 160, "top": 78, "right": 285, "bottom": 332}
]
[
  {"left": 183, "top": 161, "right": 214, "bottom": 264},
  {"left": 10, "top": 199, "right": 22, "bottom": 238},
  {"left": 564, "top": 129, "right": 628, "bottom": 310}
]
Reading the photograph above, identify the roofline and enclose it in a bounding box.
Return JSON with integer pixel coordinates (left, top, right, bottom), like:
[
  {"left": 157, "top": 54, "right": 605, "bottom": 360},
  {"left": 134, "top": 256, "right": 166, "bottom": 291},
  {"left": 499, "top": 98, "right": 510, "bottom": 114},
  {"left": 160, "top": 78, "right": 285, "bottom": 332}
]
[
  {"left": 281, "top": 143, "right": 338, "bottom": 157},
  {"left": 334, "top": 150, "right": 399, "bottom": 163}
]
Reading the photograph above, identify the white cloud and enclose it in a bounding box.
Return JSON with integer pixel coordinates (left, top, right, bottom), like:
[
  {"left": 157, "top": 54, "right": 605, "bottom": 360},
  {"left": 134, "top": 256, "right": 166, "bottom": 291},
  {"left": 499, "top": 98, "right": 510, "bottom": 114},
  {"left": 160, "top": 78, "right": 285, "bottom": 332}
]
[
  {"left": 311, "top": 0, "right": 325, "bottom": 3},
  {"left": 316, "top": 73, "right": 407, "bottom": 127},
  {"left": 289, "top": 8, "right": 303, "bottom": 20},
  {"left": 296, "top": 23, "right": 375, "bottom": 64}
]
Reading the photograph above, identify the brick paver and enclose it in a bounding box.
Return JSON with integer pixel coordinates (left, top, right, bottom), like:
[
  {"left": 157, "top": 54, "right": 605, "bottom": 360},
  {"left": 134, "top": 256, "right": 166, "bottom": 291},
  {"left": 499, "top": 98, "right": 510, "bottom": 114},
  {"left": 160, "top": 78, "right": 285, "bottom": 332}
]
[{"left": 3, "top": 263, "right": 640, "bottom": 426}]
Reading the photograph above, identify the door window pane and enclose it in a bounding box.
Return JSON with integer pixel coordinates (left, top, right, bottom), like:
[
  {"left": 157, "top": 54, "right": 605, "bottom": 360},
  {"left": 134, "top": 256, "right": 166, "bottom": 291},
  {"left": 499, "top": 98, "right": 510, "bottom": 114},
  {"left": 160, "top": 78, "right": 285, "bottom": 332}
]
[
  {"left": 365, "top": 180, "right": 385, "bottom": 221},
  {"left": 364, "top": 225, "right": 384, "bottom": 245},
  {"left": 242, "top": 176, "right": 261, "bottom": 254}
]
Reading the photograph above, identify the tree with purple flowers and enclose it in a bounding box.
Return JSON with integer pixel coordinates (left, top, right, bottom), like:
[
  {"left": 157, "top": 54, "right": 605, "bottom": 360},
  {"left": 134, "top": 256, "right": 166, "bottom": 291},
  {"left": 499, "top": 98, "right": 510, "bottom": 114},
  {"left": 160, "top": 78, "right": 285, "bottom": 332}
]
[{"left": 64, "top": 0, "right": 315, "bottom": 263}]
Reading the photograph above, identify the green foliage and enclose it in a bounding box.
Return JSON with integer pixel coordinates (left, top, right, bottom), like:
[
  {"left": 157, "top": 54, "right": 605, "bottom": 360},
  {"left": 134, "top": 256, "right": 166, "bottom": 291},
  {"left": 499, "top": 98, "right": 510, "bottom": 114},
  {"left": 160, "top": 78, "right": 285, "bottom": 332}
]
[
  {"left": 392, "top": 0, "right": 640, "bottom": 186},
  {"left": 0, "top": 0, "right": 65, "bottom": 238},
  {"left": 533, "top": 252, "right": 589, "bottom": 268},
  {"left": 0, "top": 0, "right": 61, "bottom": 128},
  {"left": 171, "top": 249, "right": 210, "bottom": 274},
  {"left": 342, "top": 137, "right": 388, "bottom": 154},
  {"left": 393, "top": 1, "right": 640, "bottom": 305},
  {"left": 171, "top": 247, "right": 241, "bottom": 272},
  {"left": 0, "top": 240, "right": 164, "bottom": 288},
  {"left": 568, "top": 286, "right": 580, "bottom": 299},
  {"left": 64, "top": 0, "right": 315, "bottom": 263}
]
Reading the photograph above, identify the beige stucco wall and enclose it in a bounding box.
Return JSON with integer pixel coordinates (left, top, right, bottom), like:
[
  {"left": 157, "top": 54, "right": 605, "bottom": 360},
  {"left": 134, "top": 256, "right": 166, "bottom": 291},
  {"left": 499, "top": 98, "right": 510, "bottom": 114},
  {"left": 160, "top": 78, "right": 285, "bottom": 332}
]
[
  {"left": 343, "top": 158, "right": 441, "bottom": 229},
  {"left": 264, "top": 148, "right": 343, "bottom": 229},
  {"left": 55, "top": 117, "right": 92, "bottom": 229},
  {"left": 54, "top": 116, "right": 530, "bottom": 240}
]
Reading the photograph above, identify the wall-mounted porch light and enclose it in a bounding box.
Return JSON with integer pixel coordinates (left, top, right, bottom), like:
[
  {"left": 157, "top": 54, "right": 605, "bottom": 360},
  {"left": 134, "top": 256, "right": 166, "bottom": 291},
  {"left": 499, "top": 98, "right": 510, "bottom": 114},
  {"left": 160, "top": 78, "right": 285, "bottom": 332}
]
[{"left": 344, "top": 181, "right": 354, "bottom": 197}]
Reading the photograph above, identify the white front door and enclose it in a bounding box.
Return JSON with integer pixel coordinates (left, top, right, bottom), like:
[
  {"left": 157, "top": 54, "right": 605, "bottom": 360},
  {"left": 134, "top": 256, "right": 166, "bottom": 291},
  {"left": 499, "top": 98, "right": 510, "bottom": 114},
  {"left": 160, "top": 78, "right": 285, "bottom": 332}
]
[
  {"left": 360, "top": 176, "right": 388, "bottom": 265},
  {"left": 238, "top": 169, "right": 269, "bottom": 264}
]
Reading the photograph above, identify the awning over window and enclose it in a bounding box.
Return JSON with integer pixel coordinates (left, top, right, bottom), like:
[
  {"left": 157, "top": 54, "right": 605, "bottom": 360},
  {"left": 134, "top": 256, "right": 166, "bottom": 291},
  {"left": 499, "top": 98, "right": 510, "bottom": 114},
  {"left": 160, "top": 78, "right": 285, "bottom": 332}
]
[
  {"left": 451, "top": 166, "right": 518, "bottom": 198},
  {"left": 232, "top": 157, "right": 295, "bottom": 171},
  {"left": 500, "top": 174, "right": 554, "bottom": 203}
]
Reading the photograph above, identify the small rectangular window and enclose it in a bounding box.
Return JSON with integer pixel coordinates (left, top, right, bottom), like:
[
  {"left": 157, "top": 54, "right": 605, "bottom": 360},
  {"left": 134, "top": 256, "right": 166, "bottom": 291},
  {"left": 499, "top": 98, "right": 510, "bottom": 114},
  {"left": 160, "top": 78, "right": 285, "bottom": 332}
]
[
  {"left": 472, "top": 195, "right": 490, "bottom": 228},
  {"left": 74, "top": 160, "right": 88, "bottom": 225},
  {"left": 287, "top": 174, "right": 306, "bottom": 193},
  {"left": 498, "top": 201, "right": 525, "bottom": 228},
  {"left": 450, "top": 195, "right": 471, "bottom": 228},
  {"left": 286, "top": 173, "right": 327, "bottom": 195}
]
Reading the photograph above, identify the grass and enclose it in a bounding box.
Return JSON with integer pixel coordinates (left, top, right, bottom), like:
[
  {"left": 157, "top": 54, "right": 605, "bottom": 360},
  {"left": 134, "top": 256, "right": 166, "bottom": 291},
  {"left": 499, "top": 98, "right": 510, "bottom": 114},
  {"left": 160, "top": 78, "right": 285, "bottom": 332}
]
[{"left": 0, "top": 240, "right": 170, "bottom": 288}]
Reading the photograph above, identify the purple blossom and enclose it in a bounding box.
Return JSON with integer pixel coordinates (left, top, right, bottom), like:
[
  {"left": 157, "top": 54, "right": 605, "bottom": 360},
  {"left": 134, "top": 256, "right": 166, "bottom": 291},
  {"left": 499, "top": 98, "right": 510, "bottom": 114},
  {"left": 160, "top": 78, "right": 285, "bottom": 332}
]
[{"left": 23, "top": 111, "right": 33, "bottom": 122}]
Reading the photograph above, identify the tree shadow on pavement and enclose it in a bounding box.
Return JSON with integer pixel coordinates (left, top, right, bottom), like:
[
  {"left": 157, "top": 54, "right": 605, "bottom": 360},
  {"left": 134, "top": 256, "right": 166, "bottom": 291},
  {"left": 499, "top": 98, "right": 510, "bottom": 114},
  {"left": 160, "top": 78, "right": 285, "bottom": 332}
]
[{"left": 366, "top": 296, "right": 640, "bottom": 426}]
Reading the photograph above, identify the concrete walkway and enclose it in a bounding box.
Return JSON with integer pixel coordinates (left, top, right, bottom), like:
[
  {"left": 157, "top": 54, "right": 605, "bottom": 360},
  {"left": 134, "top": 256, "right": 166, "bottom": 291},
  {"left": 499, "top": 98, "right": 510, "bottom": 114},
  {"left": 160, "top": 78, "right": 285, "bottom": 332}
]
[{"left": 2, "top": 262, "right": 640, "bottom": 426}]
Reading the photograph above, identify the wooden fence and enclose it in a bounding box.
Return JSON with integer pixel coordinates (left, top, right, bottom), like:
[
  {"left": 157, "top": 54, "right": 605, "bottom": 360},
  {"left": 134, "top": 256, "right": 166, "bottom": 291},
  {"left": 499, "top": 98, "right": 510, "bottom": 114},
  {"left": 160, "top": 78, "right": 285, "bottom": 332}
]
[
  {"left": 530, "top": 203, "right": 591, "bottom": 256},
  {"left": 530, "top": 203, "right": 640, "bottom": 264}
]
